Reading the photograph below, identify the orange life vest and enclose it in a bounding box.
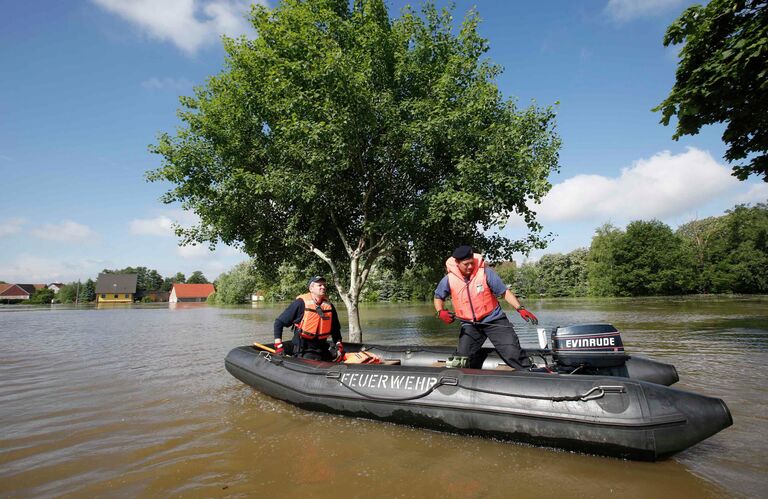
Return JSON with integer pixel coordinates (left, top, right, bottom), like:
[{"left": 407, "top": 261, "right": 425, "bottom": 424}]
[
  {"left": 294, "top": 293, "right": 333, "bottom": 340},
  {"left": 445, "top": 253, "right": 499, "bottom": 322}
]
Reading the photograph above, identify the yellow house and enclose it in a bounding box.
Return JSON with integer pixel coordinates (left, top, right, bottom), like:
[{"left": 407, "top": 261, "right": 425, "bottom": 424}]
[{"left": 96, "top": 273, "right": 137, "bottom": 303}]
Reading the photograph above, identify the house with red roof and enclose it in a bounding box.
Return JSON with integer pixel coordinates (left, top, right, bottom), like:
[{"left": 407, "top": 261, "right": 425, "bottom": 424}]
[
  {"left": 169, "top": 283, "right": 216, "bottom": 303},
  {"left": 0, "top": 284, "right": 32, "bottom": 301}
]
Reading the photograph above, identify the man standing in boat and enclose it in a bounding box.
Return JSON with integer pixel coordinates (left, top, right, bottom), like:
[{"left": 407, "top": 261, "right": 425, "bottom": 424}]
[
  {"left": 273, "top": 275, "right": 344, "bottom": 361},
  {"left": 434, "top": 245, "right": 538, "bottom": 370}
]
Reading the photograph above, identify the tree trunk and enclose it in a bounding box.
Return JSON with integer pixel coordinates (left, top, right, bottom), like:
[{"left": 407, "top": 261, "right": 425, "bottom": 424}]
[
  {"left": 316, "top": 231, "right": 384, "bottom": 344},
  {"left": 342, "top": 296, "right": 362, "bottom": 343}
]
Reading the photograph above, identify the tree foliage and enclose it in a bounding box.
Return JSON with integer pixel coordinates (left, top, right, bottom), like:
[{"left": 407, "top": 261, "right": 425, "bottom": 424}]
[
  {"left": 148, "top": 0, "right": 561, "bottom": 340},
  {"left": 612, "top": 220, "right": 693, "bottom": 296},
  {"left": 684, "top": 203, "right": 768, "bottom": 293},
  {"left": 211, "top": 261, "right": 259, "bottom": 304},
  {"left": 187, "top": 270, "right": 209, "bottom": 284},
  {"left": 536, "top": 249, "right": 588, "bottom": 297},
  {"left": 586, "top": 223, "right": 623, "bottom": 297},
  {"left": 655, "top": 0, "right": 768, "bottom": 181},
  {"left": 28, "top": 287, "right": 55, "bottom": 304}
]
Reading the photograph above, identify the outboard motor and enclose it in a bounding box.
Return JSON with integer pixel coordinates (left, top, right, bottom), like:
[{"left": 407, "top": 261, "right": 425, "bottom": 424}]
[{"left": 550, "top": 324, "right": 628, "bottom": 368}]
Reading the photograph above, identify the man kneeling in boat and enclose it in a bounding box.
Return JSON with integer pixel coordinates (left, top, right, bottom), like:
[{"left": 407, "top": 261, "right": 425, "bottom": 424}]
[
  {"left": 273, "top": 275, "right": 344, "bottom": 361},
  {"left": 434, "top": 245, "right": 538, "bottom": 370}
]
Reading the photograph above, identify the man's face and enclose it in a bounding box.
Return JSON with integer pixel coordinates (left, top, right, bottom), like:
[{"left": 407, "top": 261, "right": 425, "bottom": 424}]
[
  {"left": 309, "top": 280, "right": 327, "bottom": 296},
  {"left": 457, "top": 257, "right": 474, "bottom": 277}
]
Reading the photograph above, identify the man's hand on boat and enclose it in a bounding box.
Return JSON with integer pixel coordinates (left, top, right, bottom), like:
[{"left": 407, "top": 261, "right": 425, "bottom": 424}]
[
  {"left": 274, "top": 340, "right": 284, "bottom": 355},
  {"left": 334, "top": 341, "right": 344, "bottom": 362}
]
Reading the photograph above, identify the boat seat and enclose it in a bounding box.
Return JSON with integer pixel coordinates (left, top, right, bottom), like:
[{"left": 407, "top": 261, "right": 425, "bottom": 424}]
[{"left": 380, "top": 360, "right": 401, "bottom": 365}]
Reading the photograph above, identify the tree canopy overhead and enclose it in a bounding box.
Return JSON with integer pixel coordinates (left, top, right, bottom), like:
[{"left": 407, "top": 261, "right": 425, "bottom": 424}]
[
  {"left": 655, "top": 0, "right": 768, "bottom": 181},
  {"left": 148, "top": 0, "right": 561, "bottom": 340}
]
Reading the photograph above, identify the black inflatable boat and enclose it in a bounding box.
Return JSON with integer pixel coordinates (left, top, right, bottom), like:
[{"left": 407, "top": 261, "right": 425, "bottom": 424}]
[{"left": 225, "top": 324, "right": 731, "bottom": 460}]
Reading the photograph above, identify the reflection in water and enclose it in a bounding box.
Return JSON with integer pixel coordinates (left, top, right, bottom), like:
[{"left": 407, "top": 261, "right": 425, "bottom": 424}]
[{"left": 0, "top": 297, "right": 765, "bottom": 497}]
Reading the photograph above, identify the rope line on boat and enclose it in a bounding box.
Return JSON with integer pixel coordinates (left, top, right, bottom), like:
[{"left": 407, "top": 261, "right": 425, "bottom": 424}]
[
  {"left": 325, "top": 373, "right": 459, "bottom": 402},
  {"left": 455, "top": 383, "right": 626, "bottom": 402},
  {"left": 326, "top": 370, "right": 625, "bottom": 403},
  {"left": 259, "top": 351, "right": 625, "bottom": 403}
]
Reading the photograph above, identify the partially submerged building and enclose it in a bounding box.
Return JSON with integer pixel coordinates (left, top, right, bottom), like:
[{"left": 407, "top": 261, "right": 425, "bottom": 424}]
[
  {"left": 96, "top": 273, "right": 137, "bottom": 303},
  {"left": 169, "top": 283, "right": 215, "bottom": 303}
]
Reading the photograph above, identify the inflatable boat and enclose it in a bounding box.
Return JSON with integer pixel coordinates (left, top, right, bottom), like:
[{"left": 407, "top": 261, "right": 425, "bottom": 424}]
[{"left": 225, "top": 324, "right": 732, "bottom": 460}]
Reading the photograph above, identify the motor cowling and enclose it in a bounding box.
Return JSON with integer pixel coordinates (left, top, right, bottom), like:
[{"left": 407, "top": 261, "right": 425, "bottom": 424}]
[{"left": 551, "top": 324, "right": 628, "bottom": 368}]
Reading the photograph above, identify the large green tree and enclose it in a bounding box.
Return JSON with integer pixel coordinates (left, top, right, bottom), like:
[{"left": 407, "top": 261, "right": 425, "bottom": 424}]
[
  {"left": 586, "top": 223, "right": 623, "bottom": 297},
  {"left": 655, "top": 0, "right": 768, "bottom": 181},
  {"left": 149, "top": 0, "right": 560, "bottom": 341},
  {"left": 700, "top": 203, "right": 768, "bottom": 293},
  {"left": 611, "top": 220, "right": 692, "bottom": 296}
]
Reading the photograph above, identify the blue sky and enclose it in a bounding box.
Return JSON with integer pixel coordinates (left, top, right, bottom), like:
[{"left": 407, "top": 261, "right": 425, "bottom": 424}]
[{"left": 1, "top": 0, "right": 766, "bottom": 284}]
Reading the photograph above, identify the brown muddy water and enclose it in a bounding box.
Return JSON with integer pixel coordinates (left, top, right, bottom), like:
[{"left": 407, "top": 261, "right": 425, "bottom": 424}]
[{"left": 1, "top": 297, "right": 766, "bottom": 498}]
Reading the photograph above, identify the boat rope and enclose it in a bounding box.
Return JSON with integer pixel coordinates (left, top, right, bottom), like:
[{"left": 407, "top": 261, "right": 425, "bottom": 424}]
[
  {"left": 259, "top": 352, "right": 624, "bottom": 403},
  {"left": 454, "top": 383, "right": 625, "bottom": 402},
  {"left": 325, "top": 369, "right": 625, "bottom": 403},
  {"left": 325, "top": 372, "right": 460, "bottom": 402}
]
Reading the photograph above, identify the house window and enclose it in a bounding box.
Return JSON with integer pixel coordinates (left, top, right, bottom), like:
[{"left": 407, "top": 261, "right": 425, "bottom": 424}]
[
  {"left": 124, "top": 294, "right": 129, "bottom": 298},
  {"left": 114, "top": 294, "right": 118, "bottom": 298},
  {"left": 101, "top": 294, "right": 105, "bottom": 298}
]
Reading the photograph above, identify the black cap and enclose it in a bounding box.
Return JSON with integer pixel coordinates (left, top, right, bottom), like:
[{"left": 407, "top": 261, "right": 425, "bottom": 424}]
[
  {"left": 307, "top": 275, "right": 326, "bottom": 287},
  {"left": 451, "top": 245, "right": 474, "bottom": 261}
]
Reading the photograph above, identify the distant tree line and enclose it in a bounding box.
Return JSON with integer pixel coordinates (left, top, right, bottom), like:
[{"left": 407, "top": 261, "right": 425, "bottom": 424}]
[
  {"left": 209, "top": 203, "right": 767, "bottom": 303},
  {"left": 54, "top": 267, "right": 210, "bottom": 304}
]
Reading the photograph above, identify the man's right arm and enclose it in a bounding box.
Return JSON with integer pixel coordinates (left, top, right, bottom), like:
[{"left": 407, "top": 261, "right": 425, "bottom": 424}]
[
  {"left": 434, "top": 276, "right": 454, "bottom": 323},
  {"left": 273, "top": 299, "right": 303, "bottom": 341}
]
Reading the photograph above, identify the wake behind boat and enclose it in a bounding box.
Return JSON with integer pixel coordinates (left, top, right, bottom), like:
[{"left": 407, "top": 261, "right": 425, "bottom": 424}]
[{"left": 225, "top": 324, "right": 731, "bottom": 460}]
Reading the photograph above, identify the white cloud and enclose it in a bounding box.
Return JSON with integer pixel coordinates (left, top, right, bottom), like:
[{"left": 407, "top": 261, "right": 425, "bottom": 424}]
[
  {"left": 0, "top": 217, "right": 25, "bottom": 237},
  {"left": 130, "top": 215, "right": 175, "bottom": 236},
  {"left": 141, "top": 77, "right": 193, "bottom": 91},
  {"left": 736, "top": 183, "right": 768, "bottom": 205},
  {"left": 177, "top": 243, "right": 213, "bottom": 259},
  {"left": 534, "top": 148, "right": 739, "bottom": 223},
  {"left": 604, "top": 0, "right": 686, "bottom": 22},
  {"left": 130, "top": 209, "right": 203, "bottom": 236},
  {"left": 30, "top": 220, "right": 98, "bottom": 242},
  {"left": 91, "top": 0, "right": 258, "bottom": 55},
  {"left": 0, "top": 255, "right": 98, "bottom": 283}
]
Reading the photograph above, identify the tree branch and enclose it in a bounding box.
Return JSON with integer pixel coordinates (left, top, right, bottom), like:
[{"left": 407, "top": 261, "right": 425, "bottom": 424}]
[
  {"left": 330, "top": 212, "right": 354, "bottom": 257},
  {"left": 305, "top": 242, "right": 348, "bottom": 296}
]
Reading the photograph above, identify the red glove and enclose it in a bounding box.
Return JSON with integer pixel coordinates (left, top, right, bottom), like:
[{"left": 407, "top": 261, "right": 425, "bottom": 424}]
[
  {"left": 517, "top": 307, "right": 538, "bottom": 325},
  {"left": 274, "top": 340, "right": 284, "bottom": 355},
  {"left": 335, "top": 341, "right": 344, "bottom": 362},
  {"left": 437, "top": 310, "right": 455, "bottom": 324}
]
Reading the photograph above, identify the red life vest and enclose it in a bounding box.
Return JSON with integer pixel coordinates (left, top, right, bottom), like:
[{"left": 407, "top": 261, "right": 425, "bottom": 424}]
[
  {"left": 294, "top": 293, "right": 333, "bottom": 339},
  {"left": 445, "top": 253, "right": 499, "bottom": 322}
]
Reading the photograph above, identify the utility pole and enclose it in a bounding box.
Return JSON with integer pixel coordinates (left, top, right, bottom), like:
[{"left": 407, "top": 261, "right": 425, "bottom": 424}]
[{"left": 75, "top": 280, "right": 80, "bottom": 306}]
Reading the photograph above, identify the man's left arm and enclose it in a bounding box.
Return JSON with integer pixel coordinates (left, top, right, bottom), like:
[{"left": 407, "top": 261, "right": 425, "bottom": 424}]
[
  {"left": 486, "top": 267, "right": 538, "bottom": 324},
  {"left": 330, "top": 305, "right": 342, "bottom": 344}
]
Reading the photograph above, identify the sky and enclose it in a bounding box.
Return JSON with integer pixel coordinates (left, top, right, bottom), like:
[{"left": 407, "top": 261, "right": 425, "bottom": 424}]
[{"left": 1, "top": 0, "right": 766, "bottom": 284}]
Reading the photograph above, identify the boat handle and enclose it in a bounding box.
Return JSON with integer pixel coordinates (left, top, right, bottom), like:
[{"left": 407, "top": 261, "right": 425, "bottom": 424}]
[{"left": 580, "top": 385, "right": 626, "bottom": 401}]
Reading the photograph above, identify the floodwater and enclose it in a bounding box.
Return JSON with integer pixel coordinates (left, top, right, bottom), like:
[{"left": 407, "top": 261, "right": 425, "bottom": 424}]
[{"left": 1, "top": 296, "right": 766, "bottom": 498}]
